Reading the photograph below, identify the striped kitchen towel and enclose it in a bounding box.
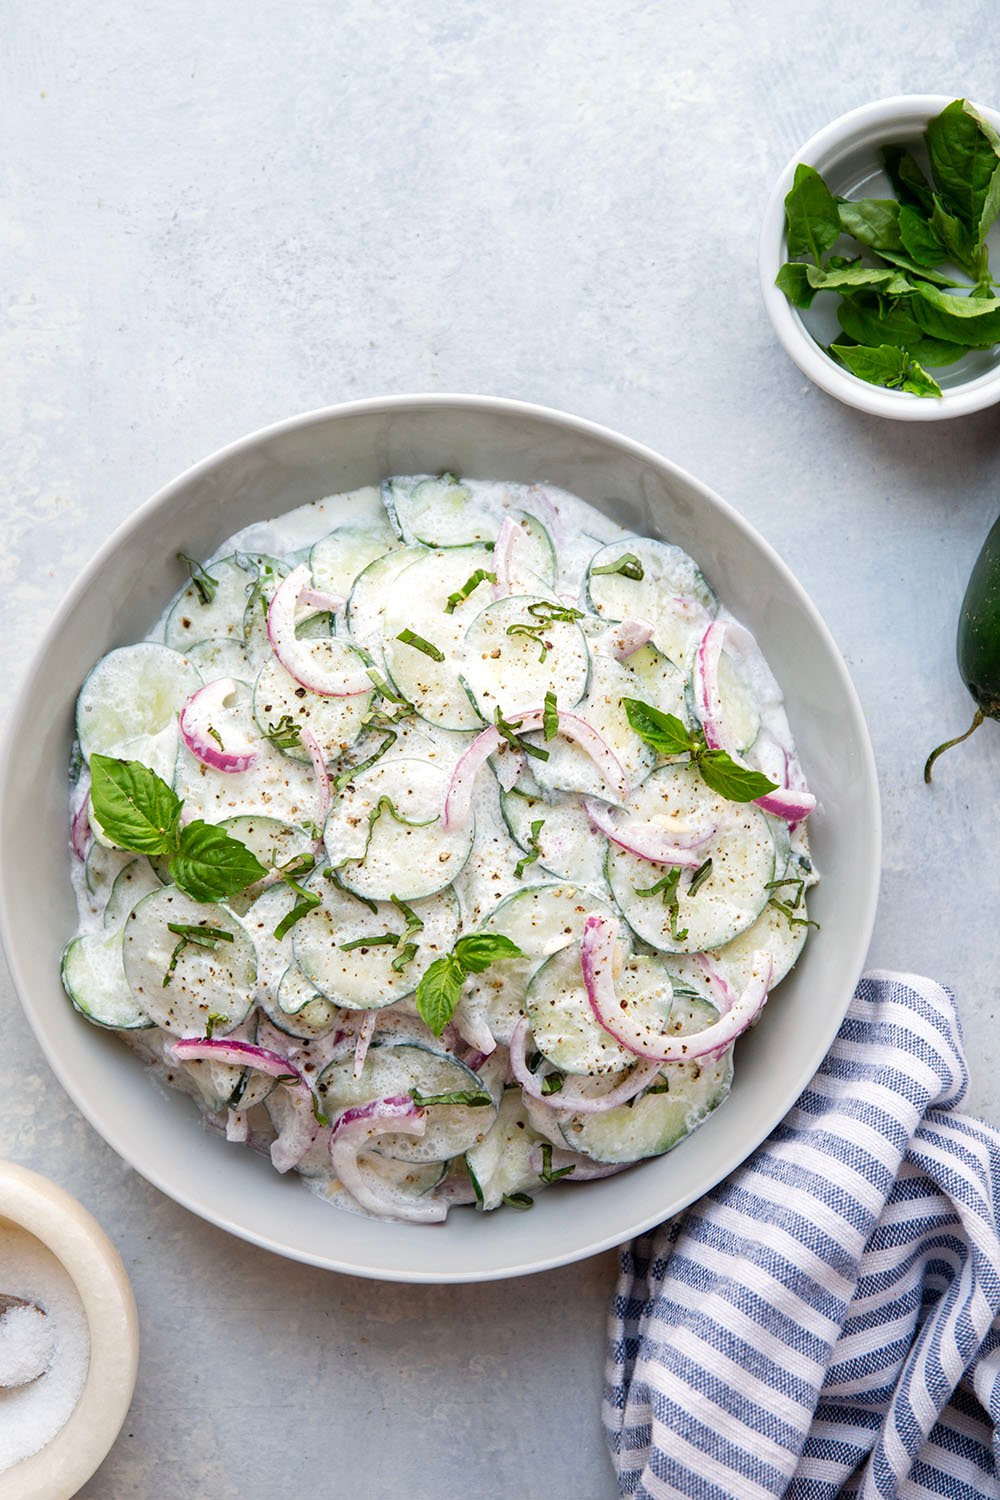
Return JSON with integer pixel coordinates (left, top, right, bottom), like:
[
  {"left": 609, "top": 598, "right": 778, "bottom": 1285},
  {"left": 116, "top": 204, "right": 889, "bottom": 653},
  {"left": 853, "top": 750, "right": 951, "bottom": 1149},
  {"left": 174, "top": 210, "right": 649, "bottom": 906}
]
[{"left": 604, "top": 972, "right": 1000, "bottom": 1499}]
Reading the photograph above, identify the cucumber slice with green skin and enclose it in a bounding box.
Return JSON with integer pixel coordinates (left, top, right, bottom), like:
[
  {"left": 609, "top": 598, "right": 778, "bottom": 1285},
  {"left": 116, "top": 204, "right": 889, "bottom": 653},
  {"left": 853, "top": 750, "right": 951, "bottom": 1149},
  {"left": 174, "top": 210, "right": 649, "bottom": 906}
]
[
  {"left": 61, "top": 929, "right": 153, "bottom": 1030},
  {"left": 586, "top": 538, "right": 717, "bottom": 666},
  {"left": 240, "top": 558, "right": 297, "bottom": 672},
  {"left": 461, "top": 595, "right": 591, "bottom": 722},
  {"left": 319, "top": 1041, "right": 497, "bottom": 1163},
  {"left": 606, "top": 765, "right": 776, "bottom": 954},
  {"left": 252, "top": 648, "right": 373, "bottom": 763},
  {"left": 381, "top": 546, "right": 495, "bottom": 730},
  {"left": 84, "top": 840, "right": 132, "bottom": 898},
  {"left": 500, "top": 783, "right": 607, "bottom": 888},
  {"left": 121, "top": 887, "right": 256, "bottom": 1037},
  {"left": 466, "top": 1087, "right": 548, "bottom": 1210},
  {"left": 527, "top": 941, "right": 656, "bottom": 1077},
  {"left": 525, "top": 655, "right": 654, "bottom": 798},
  {"left": 271, "top": 965, "right": 340, "bottom": 1040},
  {"left": 185, "top": 636, "right": 253, "bottom": 684},
  {"left": 218, "top": 815, "right": 314, "bottom": 916},
  {"left": 165, "top": 553, "right": 284, "bottom": 651},
  {"left": 323, "top": 758, "right": 472, "bottom": 901},
  {"left": 241, "top": 881, "right": 314, "bottom": 1011},
  {"left": 345, "top": 545, "right": 428, "bottom": 652},
  {"left": 173, "top": 682, "right": 325, "bottom": 829},
  {"left": 383, "top": 475, "right": 496, "bottom": 548},
  {"left": 559, "top": 993, "right": 733, "bottom": 1164},
  {"left": 309, "top": 514, "right": 400, "bottom": 599},
  {"left": 104, "top": 858, "right": 162, "bottom": 927},
  {"left": 293, "top": 881, "right": 460, "bottom": 1011},
  {"left": 624, "top": 643, "right": 689, "bottom": 723},
  {"left": 464, "top": 882, "right": 617, "bottom": 1044},
  {"left": 686, "top": 650, "right": 761, "bottom": 754},
  {"left": 76, "top": 643, "right": 201, "bottom": 764}
]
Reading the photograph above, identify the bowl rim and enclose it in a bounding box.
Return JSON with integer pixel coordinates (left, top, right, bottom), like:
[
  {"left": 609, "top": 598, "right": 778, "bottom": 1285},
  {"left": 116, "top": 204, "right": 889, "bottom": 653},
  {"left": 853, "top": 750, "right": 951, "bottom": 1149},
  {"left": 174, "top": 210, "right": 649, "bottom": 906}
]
[
  {"left": 759, "top": 93, "right": 1000, "bottom": 421},
  {"left": 0, "top": 393, "right": 882, "bottom": 1281},
  {"left": 0, "top": 1161, "right": 138, "bottom": 1498}
]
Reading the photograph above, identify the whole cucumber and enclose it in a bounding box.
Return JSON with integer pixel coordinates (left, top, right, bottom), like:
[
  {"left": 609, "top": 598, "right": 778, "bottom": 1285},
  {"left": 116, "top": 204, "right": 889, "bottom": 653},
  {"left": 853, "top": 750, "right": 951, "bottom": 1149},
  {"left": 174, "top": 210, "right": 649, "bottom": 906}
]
[{"left": 925, "top": 513, "right": 1000, "bottom": 781}]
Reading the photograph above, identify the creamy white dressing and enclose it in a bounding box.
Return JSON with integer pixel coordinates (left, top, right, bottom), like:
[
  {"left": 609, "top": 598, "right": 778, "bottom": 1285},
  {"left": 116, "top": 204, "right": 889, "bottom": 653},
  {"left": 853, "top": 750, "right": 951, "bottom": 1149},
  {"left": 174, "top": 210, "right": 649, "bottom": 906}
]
[{"left": 65, "top": 475, "right": 816, "bottom": 1223}]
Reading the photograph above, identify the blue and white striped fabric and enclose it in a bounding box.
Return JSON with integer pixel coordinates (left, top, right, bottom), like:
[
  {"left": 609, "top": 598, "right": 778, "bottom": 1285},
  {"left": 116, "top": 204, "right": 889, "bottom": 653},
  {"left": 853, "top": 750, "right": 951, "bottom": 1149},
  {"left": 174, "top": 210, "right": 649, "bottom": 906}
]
[{"left": 604, "top": 972, "right": 1000, "bottom": 1499}]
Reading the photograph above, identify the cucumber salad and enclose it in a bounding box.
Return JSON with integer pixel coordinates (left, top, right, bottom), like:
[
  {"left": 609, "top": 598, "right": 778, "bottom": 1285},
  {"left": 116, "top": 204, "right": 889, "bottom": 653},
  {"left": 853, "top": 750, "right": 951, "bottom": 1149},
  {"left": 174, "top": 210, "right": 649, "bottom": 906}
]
[{"left": 62, "top": 475, "right": 818, "bottom": 1224}]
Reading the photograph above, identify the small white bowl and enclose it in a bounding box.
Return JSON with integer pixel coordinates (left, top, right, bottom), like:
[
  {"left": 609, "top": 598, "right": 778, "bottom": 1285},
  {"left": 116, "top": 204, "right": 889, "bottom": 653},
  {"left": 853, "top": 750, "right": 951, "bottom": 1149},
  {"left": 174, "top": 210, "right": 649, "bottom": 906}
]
[
  {"left": 0, "top": 1163, "right": 138, "bottom": 1499},
  {"left": 760, "top": 94, "right": 1000, "bottom": 420}
]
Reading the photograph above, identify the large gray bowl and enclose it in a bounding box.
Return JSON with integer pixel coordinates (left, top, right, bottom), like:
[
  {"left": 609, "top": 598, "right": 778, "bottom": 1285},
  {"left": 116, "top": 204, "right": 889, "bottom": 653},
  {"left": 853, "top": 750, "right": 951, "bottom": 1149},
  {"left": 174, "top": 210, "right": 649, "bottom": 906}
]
[{"left": 0, "top": 396, "right": 880, "bottom": 1282}]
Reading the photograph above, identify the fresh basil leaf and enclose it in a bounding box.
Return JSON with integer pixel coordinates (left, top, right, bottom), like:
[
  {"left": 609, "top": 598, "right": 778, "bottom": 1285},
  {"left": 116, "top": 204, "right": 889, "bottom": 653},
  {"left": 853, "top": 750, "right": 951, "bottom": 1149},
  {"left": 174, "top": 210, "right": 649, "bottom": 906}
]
[
  {"left": 89, "top": 755, "right": 183, "bottom": 855},
  {"left": 928, "top": 197, "right": 978, "bottom": 278},
  {"left": 881, "top": 145, "right": 934, "bottom": 213},
  {"left": 805, "top": 264, "right": 912, "bottom": 295},
  {"left": 836, "top": 198, "right": 903, "bottom": 253},
  {"left": 177, "top": 553, "right": 219, "bottom": 607},
  {"left": 409, "top": 1088, "right": 493, "bottom": 1108},
  {"left": 590, "top": 552, "right": 644, "bottom": 581},
  {"left": 543, "top": 690, "right": 558, "bottom": 741},
  {"left": 273, "top": 889, "right": 321, "bottom": 941},
  {"left": 540, "top": 1072, "right": 564, "bottom": 1095},
  {"left": 452, "top": 932, "right": 523, "bottom": 975},
  {"left": 395, "top": 628, "right": 445, "bottom": 662},
  {"left": 897, "top": 204, "right": 946, "bottom": 267},
  {"left": 874, "top": 247, "right": 962, "bottom": 288},
  {"left": 900, "top": 359, "right": 943, "bottom": 398},
  {"left": 697, "top": 751, "right": 778, "bottom": 803},
  {"left": 926, "top": 98, "right": 1000, "bottom": 241},
  {"left": 444, "top": 569, "right": 496, "bottom": 614},
  {"left": 513, "top": 819, "right": 544, "bottom": 880},
  {"left": 774, "top": 262, "right": 818, "bottom": 309},
  {"left": 414, "top": 953, "right": 466, "bottom": 1036},
  {"left": 502, "top": 1192, "right": 534, "bottom": 1210},
  {"left": 783, "top": 163, "right": 841, "bottom": 262},
  {"left": 168, "top": 820, "right": 269, "bottom": 903},
  {"left": 911, "top": 282, "right": 1000, "bottom": 347},
  {"left": 539, "top": 1142, "right": 575, "bottom": 1182},
  {"left": 622, "top": 698, "right": 695, "bottom": 758},
  {"left": 836, "top": 294, "right": 970, "bottom": 367}
]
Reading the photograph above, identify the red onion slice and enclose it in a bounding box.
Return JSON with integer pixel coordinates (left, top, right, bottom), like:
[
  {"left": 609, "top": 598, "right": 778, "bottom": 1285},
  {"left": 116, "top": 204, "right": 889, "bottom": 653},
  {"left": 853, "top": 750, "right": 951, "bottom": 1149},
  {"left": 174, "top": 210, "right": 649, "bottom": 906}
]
[
  {"left": 179, "top": 677, "right": 259, "bottom": 773},
  {"left": 581, "top": 914, "right": 773, "bottom": 1061},
  {"left": 328, "top": 1095, "right": 447, "bottom": 1224},
  {"left": 352, "top": 1010, "right": 377, "bottom": 1078},
  {"left": 299, "top": 726, "right": 331, "bottom": 827},
  {"left": 693, "top": 621, "right": 816, "bottom": 825},
  {"left": 582, "top": 799, "right": 709, "bottom": 868},
  {"left": 170, "top": 1037, "right": 323, "bottom": 1171},
  {"left": 299, "top": 587, "right": 346, "bottom": 614},
  {"left": 596, "top": 619, "right": 655, "bottom": 661},
  {"left": 70, "top": 774, "right": 92, "bottom": 860},
  {"left": 226, "top": 1109, "right": 249, "bottom": 1142},
  {"left": 267, "top": 565, "right": 371, "bottom": 697},
  {"left": 443, "top": 707, "right": 629, "bottom": 828},
  {"left": 491, "top": 515, "right": 522, "bottom": 599},
  {"left": 508, "top": 1018, "right": 662, "bottom": 1114}
]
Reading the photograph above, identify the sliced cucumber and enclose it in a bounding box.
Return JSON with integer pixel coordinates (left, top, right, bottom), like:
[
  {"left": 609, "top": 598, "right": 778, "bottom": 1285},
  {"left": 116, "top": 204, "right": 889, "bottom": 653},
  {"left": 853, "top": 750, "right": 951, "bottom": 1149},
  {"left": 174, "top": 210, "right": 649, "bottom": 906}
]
[
  {"left": 173, "top": 682, "right": 324, "bottom": 829},
  {"left": 76, "top": 643, "right": 201, "bottom": 764},
  {"left": 185, "top": 636, "right": 253, "bottom": 684},
  {"left": 345, "top": 544, "right": 428, "bottom": 651},
  {"left": 688, "top": 650, "right": 761, "bottom": 754},
  {"left": 525, "top": 654, "right": 654, "bottom": 797},
  {"left": 464, "top": 882, "right": 616, "bottom": 1044},
  {"left": 461, "top": 595, "right": 590, "bottom": 722},
  {"left": 383, "top": 475, "right": 496, "bottom": 547},
  {"left": 323, "top": 758, "right": 472, "bottom": 901},
  {"left": 624, "top": 643, "right": 688, "bottom": 722},
  {"left": 380, "top": 545, "right": 496, "bottom": 730},
  {"left": 559, "top": 993, "right": 733, "bottom": 1163},
  {"left": 587, "top": 538, "right": 717, "bottom": 666},
  {"left": 271, "top": 965, "right": 340, "bottom": 1039},
  {"left": 240, "top": 557, "right": 294, "bottom": 671},
  {"left": 104, "top": 858, "right": 162, "bottom": 927},
  {"left": 84, "top": 840, "right": 133, "bottom": 898},
  {"left": 319, "top": 1041, "right": 497, "bottom": 1163},
  {"left": 121, "top": 887, "right": 256, "bottom": 1036},
  {"left": 61, "top": 929, "right": 152, "bottom": 1030},
  {"left": 607, "top": 765, "right": 775, "bottom": 953},
  {"left": 501, "top": 508, "right": 557, "bottom": 590},
  {"left": 292, "top": 881, "right": 460, "bottom": 1010},
  {"left": 466, "top": 1087, "right": 547, "bottom": 1210},
  {"left": 526, "top": 941, "right": 657, "bottom": 1077},
  {"left": 309, "top": 514, "right": 400, "bottom": 598},
  {"left": 252, "top": 649, "right": 373, "bottom": 763},
  {"left": 165, "top": 553, "right": 285, "bottom": 650},
  {"left": 500, "top": 783, "right": 607, "bottom": 888}
]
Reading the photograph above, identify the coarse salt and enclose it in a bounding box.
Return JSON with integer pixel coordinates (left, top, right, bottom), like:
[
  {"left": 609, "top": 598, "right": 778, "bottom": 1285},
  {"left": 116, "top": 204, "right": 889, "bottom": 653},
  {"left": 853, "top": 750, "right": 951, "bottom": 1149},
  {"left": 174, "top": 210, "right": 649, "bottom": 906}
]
[{"left": 0, "top": 1220, "right": 90, "bottom": 1474}]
